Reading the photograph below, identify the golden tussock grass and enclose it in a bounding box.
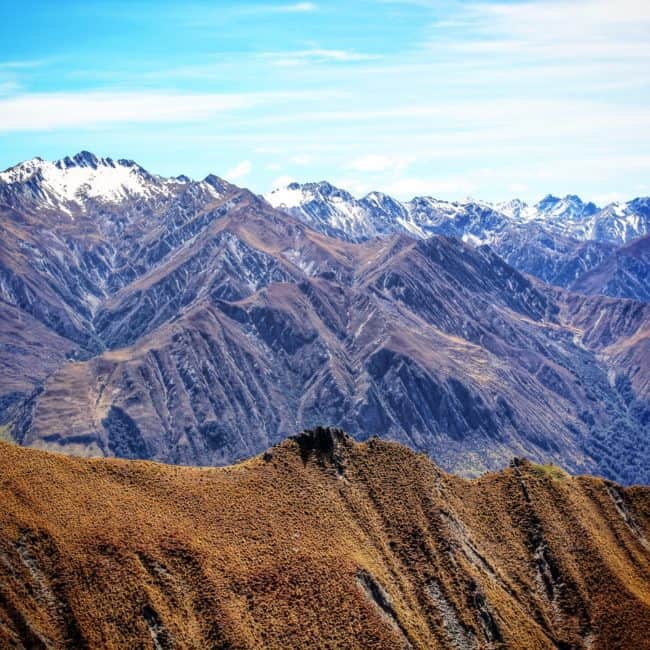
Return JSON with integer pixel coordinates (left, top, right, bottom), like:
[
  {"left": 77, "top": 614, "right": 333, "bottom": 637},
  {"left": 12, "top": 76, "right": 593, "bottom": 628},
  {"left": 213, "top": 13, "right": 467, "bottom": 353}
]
[{"left": 0, "top": 429, "right": 648, "bottom": 649}]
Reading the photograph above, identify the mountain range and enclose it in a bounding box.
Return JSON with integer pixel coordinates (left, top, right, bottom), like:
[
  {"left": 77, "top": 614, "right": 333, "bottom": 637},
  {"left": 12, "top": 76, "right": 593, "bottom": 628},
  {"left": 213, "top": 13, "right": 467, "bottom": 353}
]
[
  {"left": 0, "top": 153, "right": 649, "bottom": 485},
  {"left": 1, "top": 429, "right": 648, "bottom": 649},
  {"left": 266, "top": 182, "right": 650, "bottom": 302}
]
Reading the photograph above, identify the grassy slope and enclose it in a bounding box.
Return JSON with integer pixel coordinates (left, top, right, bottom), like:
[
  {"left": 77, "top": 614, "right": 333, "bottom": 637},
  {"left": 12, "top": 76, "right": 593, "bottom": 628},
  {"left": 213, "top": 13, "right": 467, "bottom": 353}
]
[{"left": 0, "top": 431, "right": 648, "bottom": 649}]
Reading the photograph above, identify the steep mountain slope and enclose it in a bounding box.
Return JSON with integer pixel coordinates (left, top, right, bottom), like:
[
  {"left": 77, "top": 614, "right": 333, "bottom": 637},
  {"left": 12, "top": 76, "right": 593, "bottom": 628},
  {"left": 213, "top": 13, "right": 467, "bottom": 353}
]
[
  {"left": 0, "top": 430, "right": 648, "bottom": 649},
  {"left": 489, "top": 225, "right": 616, "bottom": 290},
  {"left": 266, "top": 182, "right": 650, "bottom": 296},
  {"left": 11, "top": 210, "right": 650, "bottom": 483},
  {"left": 570, "top": 235, "right": 650, "bottom": 302},
  {"left": 1, "top": 154, "right": 649, "bottom": 484}
]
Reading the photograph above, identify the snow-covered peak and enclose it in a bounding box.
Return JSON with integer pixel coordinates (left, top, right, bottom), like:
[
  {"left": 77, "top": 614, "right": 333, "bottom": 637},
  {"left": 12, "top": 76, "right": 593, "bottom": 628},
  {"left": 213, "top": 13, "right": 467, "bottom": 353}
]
[
  {"left": 497, "top": 198, "right": 532, "bottom": 221},
  {"left": 265, "top": 181, "right": 357, "bottom": 209},
  {"left": 458, "top": 195, "right": 492, "bottom": 209},
  {"left": 534, "top": 194, "right": 599, "bottom": 221},
  {"left": 265, "top": 181, "right": 380, "bottom": 240},
  {"left": 0, "top": 152, "right": 176, "bottom": 213},
  {"left": 265, "top": 183, "right": 312, "bottom": 210}
]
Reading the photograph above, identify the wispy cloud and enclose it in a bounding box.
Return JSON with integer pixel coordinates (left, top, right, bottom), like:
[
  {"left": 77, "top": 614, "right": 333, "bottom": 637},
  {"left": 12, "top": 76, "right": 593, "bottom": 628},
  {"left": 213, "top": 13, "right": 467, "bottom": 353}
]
[
  {"left": 271, "top": 174, "right": 296, "bottom": 188},
  {"left": 381, "top": 175, "right": 477, "bottom": 198},
  {"left": 260, "top": 48, "right": 379, "bottom": 66},
  {"left": 0, "top": 90, "right": 311, "bottom": 132},
  {"left": 225, "top": 160, "right": 252, "bottom": 181},
  {"left": 274, "top": 2, "right": 317, "bottom": 11},
  {"left": 242, "top": 2, "right": 317, "bottom": 14},
  {"left": 435, "top": 0, "right": 650, "bottom": 62},
  {"left": 346, "top": 154, "right": 411, "bottom": 173},
  {"left": 0, "top": 81, "right": 20, "bottom": 96},
  {"left": 0, "top": 59, "right": 52, "bottom": 70}
]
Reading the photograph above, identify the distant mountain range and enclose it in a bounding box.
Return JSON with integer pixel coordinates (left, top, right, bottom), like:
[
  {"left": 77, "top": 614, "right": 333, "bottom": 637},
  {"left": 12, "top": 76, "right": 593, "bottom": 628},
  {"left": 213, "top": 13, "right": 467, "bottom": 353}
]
[
  {"left": 266, "top": 181, "right": 650, "bottom": 303},
  {"left": 0, "top": 153, "right": 648, "bottom": 485},
  {"left": 266, "top": 181, "right": 649, "bottom": 245}
]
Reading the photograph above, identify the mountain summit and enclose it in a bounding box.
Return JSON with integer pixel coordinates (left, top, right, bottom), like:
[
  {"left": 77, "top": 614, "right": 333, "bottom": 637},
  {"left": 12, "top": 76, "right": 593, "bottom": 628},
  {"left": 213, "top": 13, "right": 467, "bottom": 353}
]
[{"left": 0, "top": 152, "right": 228, "bottom": 217}]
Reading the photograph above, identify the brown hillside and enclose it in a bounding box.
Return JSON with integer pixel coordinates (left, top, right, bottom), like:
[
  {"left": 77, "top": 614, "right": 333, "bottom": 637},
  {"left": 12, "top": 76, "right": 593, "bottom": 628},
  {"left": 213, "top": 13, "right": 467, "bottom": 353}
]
[{"left": 0, "top": 429, "right": 648, "bottom": 649}]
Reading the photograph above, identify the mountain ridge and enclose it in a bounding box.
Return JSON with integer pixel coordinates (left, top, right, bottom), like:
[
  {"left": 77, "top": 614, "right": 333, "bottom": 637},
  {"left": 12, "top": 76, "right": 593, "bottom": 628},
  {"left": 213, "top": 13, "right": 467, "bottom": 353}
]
[
  {"left": 0, "top": 430, "right": 648, "bottom": 649},
  {"left": 1, "top": 153, "right": 649, "bottom": 485},
  {"left": 265, "top": 180, "right": 649, "bottom": 245},
  {"left": 266, "top": 180, "right": 650, "bottom": 301}
]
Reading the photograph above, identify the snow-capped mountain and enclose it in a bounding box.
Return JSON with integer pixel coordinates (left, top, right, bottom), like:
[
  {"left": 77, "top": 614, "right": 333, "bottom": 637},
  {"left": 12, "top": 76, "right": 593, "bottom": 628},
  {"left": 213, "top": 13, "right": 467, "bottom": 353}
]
[
  {"left": 2, "top": 152, "right": 650, "bottom": 487},
  {"left": 534, "top": 194, "right": 600, "bottom": 222},
  {"left": 0, "top": 151, "right": 225, "bottom": 216},
  {"left": 266, "top": 182, "right": 649, "bottom": 247},
  {"left": 266, "top": 182, "right": 512, "bottom": 244},
  {"left": 496, "top": 194, "right": 599, "bottom": 225},
  {"left": 265, "top": 181, "right": 381, "bottom": 240},
  {"left": 265, "top": 181, "right": 650, "bottom": 295}
]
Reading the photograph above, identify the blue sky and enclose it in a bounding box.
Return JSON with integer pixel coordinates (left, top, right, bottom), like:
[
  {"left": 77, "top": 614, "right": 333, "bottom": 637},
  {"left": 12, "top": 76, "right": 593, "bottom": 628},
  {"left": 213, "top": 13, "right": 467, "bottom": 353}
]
[{"left": 1, "top": 0, "right": 649, "bottom": 203}]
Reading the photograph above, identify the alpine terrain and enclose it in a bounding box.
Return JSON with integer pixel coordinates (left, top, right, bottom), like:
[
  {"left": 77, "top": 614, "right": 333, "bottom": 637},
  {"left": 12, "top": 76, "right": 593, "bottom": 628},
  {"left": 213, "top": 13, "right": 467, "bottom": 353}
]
[
  {"left": 266, "top": 182, "right": 650, "bottom": 300},
  {"left": 0, "top": 153, "right": 649, "bottom": 485}
]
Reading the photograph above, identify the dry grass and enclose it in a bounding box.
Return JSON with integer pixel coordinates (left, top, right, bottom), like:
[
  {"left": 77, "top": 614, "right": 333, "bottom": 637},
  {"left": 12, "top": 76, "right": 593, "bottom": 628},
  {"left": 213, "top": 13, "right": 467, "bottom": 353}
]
[{"left": 0, "top": 430, "right": 648, "bottom": 649}]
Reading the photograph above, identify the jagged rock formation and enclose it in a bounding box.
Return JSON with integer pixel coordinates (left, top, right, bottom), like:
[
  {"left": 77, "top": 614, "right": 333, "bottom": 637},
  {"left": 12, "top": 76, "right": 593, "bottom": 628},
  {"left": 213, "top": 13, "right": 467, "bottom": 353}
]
[
  {"left": 1, "top": 154, "right": 650, "bottom": 484},
  {"left": 0, "top": 432, "right": 648, "bottom": 649}
]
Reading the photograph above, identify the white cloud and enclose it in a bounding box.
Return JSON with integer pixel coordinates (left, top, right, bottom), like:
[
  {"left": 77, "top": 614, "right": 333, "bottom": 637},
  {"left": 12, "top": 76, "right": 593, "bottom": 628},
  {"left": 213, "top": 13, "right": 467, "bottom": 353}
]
[
  {"left": 508, "top": 183, "right": 529, "bottom": 194},
  {"left": 0, "top": 59, "right": 51, "bottom": 70},
  {"left": 381, "top": 176, "right": 477, "bottom": 199},
  {"left": 289, "top": 154, "right": 313, "bottom": 165},
  {"left": 261, "top": 49, "right": 379, "bottom": 66},
  {"left": 441, "top": 0, "right": 650, "bottom": 62},
  {"left": 281, "top": 2, "right": 316, "bottom": 11},
  {"left": 243, "top": 2, "right": 317, "bottom": 14},
  {"left": 594, "top": 191, "right": 625, "bottom": 205},
  {"left": 271, "top": 174, "right": 296, "bottom": 189},
  {"left": 347, "top": 154, "right": 411, "bottom": 173},
  {"left": 0, "top": 91, "right": 298, "bottom": 132},
  {"left": 225, "top": 160, "right": 252, "bottom": 181},
  {"left": 0, "top": 81, "right": 19, "bottom": 96},
  {"left": 332, "top": 177, "right": 370, "bottom": 197}
]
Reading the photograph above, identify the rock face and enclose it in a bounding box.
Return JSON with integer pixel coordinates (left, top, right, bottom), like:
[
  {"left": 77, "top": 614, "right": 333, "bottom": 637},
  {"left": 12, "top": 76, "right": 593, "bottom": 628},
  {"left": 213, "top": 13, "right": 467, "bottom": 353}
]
[
  {"left": 1, "top": 154, "right": 650, "bottom": 484},
  {"left": 267, "top": 182, "right": 650, "bottom": 300},
  {"left": 0, "top": 436, "right": 648, "bottom": 649},
  {"left": 570, "top": 235, "right": 650, "bottom": 302}
]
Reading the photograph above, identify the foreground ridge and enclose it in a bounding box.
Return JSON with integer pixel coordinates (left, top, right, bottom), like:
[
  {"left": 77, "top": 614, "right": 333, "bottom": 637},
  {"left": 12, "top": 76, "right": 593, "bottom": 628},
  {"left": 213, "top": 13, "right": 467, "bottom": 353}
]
[{"left": 0, "top": 431, "right": 648, "bottom": 649}]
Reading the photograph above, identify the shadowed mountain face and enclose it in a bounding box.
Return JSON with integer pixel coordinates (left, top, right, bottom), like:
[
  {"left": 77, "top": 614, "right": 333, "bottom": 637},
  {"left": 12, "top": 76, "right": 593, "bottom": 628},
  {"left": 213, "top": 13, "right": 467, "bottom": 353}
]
[
  {"left": 570, "top": 235, "right": 650, "bottom": 302},
  {"left": 0, "top": 432, "right": 649, "bottom": 649},
  {"left": 1, "top": 155, "right": 649, "bottom": 484}
]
